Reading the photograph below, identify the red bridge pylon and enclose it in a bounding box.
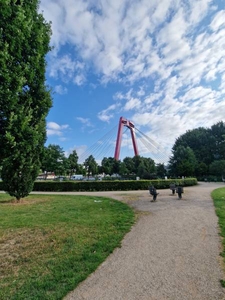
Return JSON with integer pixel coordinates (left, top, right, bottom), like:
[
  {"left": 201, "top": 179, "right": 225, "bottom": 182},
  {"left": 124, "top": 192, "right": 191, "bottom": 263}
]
[{"left": 114, "top": 116, "right": 139, "bottom": 160}]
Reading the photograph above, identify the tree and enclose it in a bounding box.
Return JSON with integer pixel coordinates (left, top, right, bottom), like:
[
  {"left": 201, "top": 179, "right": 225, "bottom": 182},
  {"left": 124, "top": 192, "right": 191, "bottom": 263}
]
[
  {"left": 156, "top": 163, "right": 167, "bottom": 178},
  {"left": 172, "top": 127, "right": 213, "bottom": 166},
  {"left": 210, "top": 122, "right": 225, "bottom": 160},
  {"left": 68, "top": 150, "right": 79, "bottom": 175},
  {"left": 0, "top": 1, "right": 52, "bottom": 200},
  {"left": 118, "top": 162, "right": 128, "bottom": 176},
  {"left": 112, "top": 158, "right": 121, "bottom": 175},
  {"left": 123, "top": 157, "right": 135, "bottom": 174},
  {"left": 137, "top": 161, "right": 146, "bottom": 178},
  {"left": 84, "top": 155, "right": 98, "bottom": 177},
  {"left": 171, "top": 122, "right": 225, "bottom": 176},
  {"left": 41, "top": 145, "right": 66, "bottom": 176},
  {"left": 142, "top": 157, "right": 156, "bottom": 175},
  {"left": 101, "top": 157, "right": 114, "bottom": 175},
  {"left": 169, "top": 146, "right": 197, "bottom": 177},
  {"left": 209, "top": 160, "right": 225, "bottom": 179},
  {"left": 196, "top": 162, "right": 208, "bottom": 177},
  {"left": 132, "top": 155, "right": 143, "bottom": 173},
  {"left": 137, "top": 157, "right": 156, "bottom": 179}
]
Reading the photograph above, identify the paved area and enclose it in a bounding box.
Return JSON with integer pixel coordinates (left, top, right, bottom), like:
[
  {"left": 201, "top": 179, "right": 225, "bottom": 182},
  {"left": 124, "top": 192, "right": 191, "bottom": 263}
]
[{"left": 62, "top": 182, "right": 225, "bottom": 300}]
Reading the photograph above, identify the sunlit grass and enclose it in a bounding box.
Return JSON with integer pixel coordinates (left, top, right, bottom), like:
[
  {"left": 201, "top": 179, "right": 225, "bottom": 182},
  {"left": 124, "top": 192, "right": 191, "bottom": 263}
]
[
  {"left": 0, "top": 193, "right": 135, "bottom": 299},
  {"left": 211, "top": 187, "right": 225, "bottom": 287}
]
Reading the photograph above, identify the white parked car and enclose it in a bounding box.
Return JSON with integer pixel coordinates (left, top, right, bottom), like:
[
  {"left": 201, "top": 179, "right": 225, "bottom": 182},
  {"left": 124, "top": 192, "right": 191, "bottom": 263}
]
[{"left": 70, "top": 174, "right": 84, "bottom": 180}]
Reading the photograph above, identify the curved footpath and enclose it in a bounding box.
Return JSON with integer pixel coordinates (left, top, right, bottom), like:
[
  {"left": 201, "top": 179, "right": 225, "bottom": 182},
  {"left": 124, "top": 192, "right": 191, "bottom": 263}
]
[{"left": 62, "top": 182, "right": 225, "bottom": 300}]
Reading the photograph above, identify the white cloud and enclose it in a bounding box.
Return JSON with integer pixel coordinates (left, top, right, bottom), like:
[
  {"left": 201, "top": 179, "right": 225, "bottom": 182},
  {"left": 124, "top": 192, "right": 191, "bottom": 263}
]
[
  {"left": 210, "top": 10, "right": 225, "bottom": 31},
  {"left": 181, "top": 86, "right": 215, "bottom": 103},
  {"left": 48, "top": 55, "right": 85, "bottom": 84},
  {"left": 157, "top": 8, "right": 190, "bottom": 64},
  {"left": 54, "top": 85, "right": 68, "bottom": 95},
  {"left": 65, "top": 145, "right": 87, "bottom": 159},
  {"left": 73, "top": 74, "right": 86, "bottom": 86},
  {"left": 47, "top": 122, "right": 69, "bottom": 136},
  {"left": 219, "top": 73, "right": 225, "bottom": 91},
  {"left": 98, "top": 104, "right": 121, "bottom": 122},
  {"left": 187, "top": 0, "right": 213, "bottom": 25},
  {"left": 76, "top": 117, "right": 93, "bottom": 128},
  {"left": 40, "top": 0, "right": 174, "bottom": 81},
  {"left": 40, "top": 0, "right": 225, "bottom": 87},
  {"left": 123, "top": 98, "right": 141, "bottom": 111}
]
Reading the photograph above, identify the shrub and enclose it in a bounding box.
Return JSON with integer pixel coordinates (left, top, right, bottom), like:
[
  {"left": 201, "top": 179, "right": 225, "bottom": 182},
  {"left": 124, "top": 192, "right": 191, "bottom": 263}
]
[{"left": 0, "top": 178, "right": 197, "bottom": 193}]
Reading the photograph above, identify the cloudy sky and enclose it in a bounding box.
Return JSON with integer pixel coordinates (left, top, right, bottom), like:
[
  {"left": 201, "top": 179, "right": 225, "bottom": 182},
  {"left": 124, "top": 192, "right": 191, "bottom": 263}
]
[{"left": 40, "top": 0, "right": 225, "bottom": 164}]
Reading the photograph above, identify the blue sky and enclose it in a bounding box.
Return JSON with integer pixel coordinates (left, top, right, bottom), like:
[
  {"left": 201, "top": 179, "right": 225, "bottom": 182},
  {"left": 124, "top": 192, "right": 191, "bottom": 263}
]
[{"left": 39, "top": 0, "right": 225, "bottom": 164}]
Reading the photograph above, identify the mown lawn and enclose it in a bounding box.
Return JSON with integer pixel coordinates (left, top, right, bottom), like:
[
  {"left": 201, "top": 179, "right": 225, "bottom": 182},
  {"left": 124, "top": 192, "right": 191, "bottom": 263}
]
[
  {"left": 211, "top": 187, "right": 225, "bottom": 286},
  {"left": 0, "top": 193, "right": 135, "bottom": 300}
]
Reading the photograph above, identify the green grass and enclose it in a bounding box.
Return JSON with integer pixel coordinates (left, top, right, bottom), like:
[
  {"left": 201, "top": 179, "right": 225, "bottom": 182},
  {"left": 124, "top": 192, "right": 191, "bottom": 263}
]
[
  {"left": 0, "top": 193, "right": 135, "bottom": 299},
  {"left": 211, "top": 187, "right": 225, "bottom": 287}
]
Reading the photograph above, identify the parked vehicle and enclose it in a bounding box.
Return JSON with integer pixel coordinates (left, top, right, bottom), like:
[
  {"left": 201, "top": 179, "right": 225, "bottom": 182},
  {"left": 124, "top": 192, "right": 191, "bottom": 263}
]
[
  {"left": 70, "top": 174, "right": 84, "bottom": 180},
  {"left": 54, "top": 176, "right": 67, "bottom": 181}
]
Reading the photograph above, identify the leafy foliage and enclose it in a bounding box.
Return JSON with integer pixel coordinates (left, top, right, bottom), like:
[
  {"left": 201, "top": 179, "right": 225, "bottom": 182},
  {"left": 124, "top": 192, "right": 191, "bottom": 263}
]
[
  {"left": 68, "top": 150, "right": 79, "bottom": 175},
  {"left": 12, "top": 178, "right": 197, "bottom": 192},
  {"left": 0, "top": 0, "right": 52, "bottom": 199},
  {"left": 209, "top": 160, "right": 225, "bottom": 178},
  {"left": 169, "top": 122, "right": 225, "bottom": 177},
  {"left": 84, "top": 155, "right": 98, "bottom": 176},
  {"left": 211, "top": 187, "right": 225, "bottom": 288},
  {"left": 41, "top": 144, "right": 67, "bottom": 176},
  {"left": 169, "top": 146, "right": 197, "bottom": 177}
]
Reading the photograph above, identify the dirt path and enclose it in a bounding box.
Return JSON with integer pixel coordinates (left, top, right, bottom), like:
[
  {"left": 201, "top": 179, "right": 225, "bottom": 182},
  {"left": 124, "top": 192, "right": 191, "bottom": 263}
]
[{"left": 63, "top": 182, "right": 225, "bottom": 300}]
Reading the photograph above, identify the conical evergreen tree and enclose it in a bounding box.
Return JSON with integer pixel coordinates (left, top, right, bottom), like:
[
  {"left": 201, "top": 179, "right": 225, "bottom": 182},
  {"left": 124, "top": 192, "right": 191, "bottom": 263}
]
[{"left": 0, "top": 0, "right": 52, "bottom": 200}]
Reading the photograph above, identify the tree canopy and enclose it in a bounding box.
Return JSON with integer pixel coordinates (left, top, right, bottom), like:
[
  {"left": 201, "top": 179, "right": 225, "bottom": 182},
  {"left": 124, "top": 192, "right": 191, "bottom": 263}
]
[
  {"left": 169, "top": 121, "right": 225, "bottom": 178},
  {"left": 169, "top": 146, "right": 197, "bottom": 177}
]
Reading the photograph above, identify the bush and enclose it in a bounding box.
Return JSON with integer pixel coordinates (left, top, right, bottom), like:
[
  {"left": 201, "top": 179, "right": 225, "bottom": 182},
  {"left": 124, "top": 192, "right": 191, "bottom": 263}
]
[
  {"left": 33, "top": 178, "right": 197, "bottom": 192},
  {"left": 0, "top": 178, "right": 197, "bottom": 193},
  {"left": 198, "top": 176, "right": 223, "bottom": 182}
]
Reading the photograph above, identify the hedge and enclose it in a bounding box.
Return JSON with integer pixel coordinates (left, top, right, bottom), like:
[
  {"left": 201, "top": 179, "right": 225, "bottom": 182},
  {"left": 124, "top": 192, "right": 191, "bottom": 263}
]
[{"left": 0, "top": 178, "right": 197, "bottom": 192}]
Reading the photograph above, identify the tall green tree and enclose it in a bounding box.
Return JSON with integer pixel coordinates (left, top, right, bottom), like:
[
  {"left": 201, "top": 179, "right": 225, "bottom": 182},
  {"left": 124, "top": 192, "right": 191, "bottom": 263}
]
[
  {"left": 0, "top": 1, "right": 52, "bottom": 200},
  {"left": 172, "top": 127, "right": 213, "bottom": 166},
  {"left": 101, "top": 157, "right": 114, "bottom": 175},
  {"left": 118, "top": 162, "right": 128, "bottom": 176},
  {"left": 156, "top": 163, "right": 167, "bottom": 178},
  {"left": 172, "top": 122, "right": 225, "bottom": 176},
  {"left": 68, "top": 150, "right": 79, "bottom": 175},
  {"left": 41, "top": 145, "right": 66, "bottom": 176},
  {"left": 84, "top": 155, "right": 98, "bottom": 177},
  {"left": 137, "top": 157, "right": 156, "bottom": 179},
  {"left": 169, "top": 146, "right": 197, "bottom": 177},
  {"left": 210, "top": 122, "right": 225, "bottom": 160},
  {"left": 123, "top": 157, "right": 135, "bottom": 174}
]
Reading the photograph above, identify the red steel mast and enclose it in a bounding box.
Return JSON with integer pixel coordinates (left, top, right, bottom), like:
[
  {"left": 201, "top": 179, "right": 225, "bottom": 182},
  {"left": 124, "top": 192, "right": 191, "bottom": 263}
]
[{"left": 114, "top": 117, "right": 139, "bottom": 160}]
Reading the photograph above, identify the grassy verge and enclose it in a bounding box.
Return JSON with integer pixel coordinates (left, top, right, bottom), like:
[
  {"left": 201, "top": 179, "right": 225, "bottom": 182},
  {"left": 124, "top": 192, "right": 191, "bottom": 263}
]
[
  {"left": 211, "top": 187, "right": 225, "bottom": 287},
  {"left": 0, "top": 193, "right": 135, "bottom": 299}
]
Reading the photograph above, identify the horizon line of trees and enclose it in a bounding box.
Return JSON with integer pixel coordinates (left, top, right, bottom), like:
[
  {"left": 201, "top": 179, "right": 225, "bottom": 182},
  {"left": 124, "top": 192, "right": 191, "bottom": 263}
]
[
  {"left": 38, "top": 121, "right": 225, "bottom": 180},
  {"left": 40, "top": 144, "right": 166, "bottom": 179}
]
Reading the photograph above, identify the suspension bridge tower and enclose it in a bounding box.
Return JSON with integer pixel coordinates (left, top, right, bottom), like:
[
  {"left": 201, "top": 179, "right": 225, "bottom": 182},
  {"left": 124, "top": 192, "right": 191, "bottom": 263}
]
[{"left": 114, "top": 117, "right": 139, "bottom": 160}]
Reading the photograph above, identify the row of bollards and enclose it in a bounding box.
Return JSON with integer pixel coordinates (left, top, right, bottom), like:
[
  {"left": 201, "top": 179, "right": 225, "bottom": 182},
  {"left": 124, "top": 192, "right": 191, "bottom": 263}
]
[{"left": 149, "top": 183, "right": 184, "bottom": 202}]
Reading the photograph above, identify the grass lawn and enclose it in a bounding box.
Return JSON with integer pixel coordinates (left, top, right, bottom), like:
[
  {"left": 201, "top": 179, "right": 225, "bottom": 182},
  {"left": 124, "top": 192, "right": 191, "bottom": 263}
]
[
  {"left": 0, "top": 193, "right": 135, "bottom": 300},
  {"left": 211, "top": 187, "right": 225, "bottom": 286}
]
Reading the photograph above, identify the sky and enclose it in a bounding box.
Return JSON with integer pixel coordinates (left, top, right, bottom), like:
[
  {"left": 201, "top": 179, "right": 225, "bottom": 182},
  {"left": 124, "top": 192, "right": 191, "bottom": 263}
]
[{"left": 39, "top": 0, "right": 225, "bottom": 164}]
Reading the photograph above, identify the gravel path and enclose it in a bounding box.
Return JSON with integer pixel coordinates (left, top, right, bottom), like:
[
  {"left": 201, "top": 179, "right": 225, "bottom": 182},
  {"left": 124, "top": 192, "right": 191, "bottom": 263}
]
[{"left": 64, "top": 182, "right": 225, "bottom": 300}]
